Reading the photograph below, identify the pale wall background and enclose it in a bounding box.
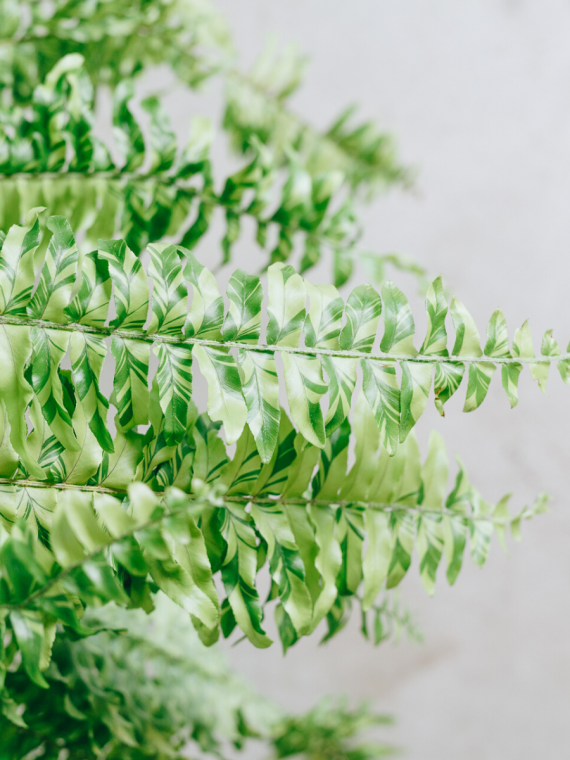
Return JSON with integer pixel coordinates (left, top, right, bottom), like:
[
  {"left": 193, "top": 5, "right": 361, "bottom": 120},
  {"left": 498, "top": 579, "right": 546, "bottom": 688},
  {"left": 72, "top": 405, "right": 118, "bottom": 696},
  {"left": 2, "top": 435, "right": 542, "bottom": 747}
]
[{"left": 137, "top": 2, "right": 570, "bottom": 757}]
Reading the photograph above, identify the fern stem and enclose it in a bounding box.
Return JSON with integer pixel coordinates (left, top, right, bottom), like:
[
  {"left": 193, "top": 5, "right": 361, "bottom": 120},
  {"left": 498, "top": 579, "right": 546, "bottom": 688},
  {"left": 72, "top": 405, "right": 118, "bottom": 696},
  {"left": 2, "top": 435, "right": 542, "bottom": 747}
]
[
  {"left": 0, "top": 314, "right": 566, "bottom": 366},
  {"left": 0, "top": 475, "right": 521, "bottom": 522}
]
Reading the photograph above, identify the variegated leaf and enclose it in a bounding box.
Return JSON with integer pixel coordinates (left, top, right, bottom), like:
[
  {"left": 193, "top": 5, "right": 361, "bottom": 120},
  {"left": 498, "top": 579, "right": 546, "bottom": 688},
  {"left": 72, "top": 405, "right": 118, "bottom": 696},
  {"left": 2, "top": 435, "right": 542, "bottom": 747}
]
[
  {"left": 154, "top": 343, "right": 194, "bottom": 446},
  {"left": 339, "top": 284, "right": 382, "bottom": 353},
  {"left": 530, "top": 329, "right": 560, "bottom": 393},
  {"left": 399, "top": 361, "right": 433, "bottom": 442},
  {"left": 0, "top": 208, "right": 42, "bottom": 316},
  {"left": 361, "top": 359, "right": 400, "bottom": 456},
  {"left": 27, "top": 216, "right": 78, "bottom": 323},
  {"left": 147, "top": 243, "right": 188, "bottom": 335},
  {"left": 193, "top": 345, "right": 247, "bottom": 445},
  {"left": 450, "top": 296, "right": 482, "bottom": 357},
  {"left": 28, "top": 328, "right": 79, "bottom": 451},
  {"left": 282, "top": 352, "right": 327, "bottom": 448},
  {"left": 110, "top": 336, "right": 150, "bottom": 430},
  {"left": 98, "top": 239, "right": 149, "bottom": 330},
  {"left": 183, "top": 250, "right": 224, "bottom": 340},
  {"left": 266, "top": 263, "right": 306, "bottom": 348},
  {"left": 64, "top": 250, "right": 111, "bottom": 327},
  {"left": 236, "top": 348, "right": 280, "bottom": 464},
  {"left": 420, "top": 276, "right": 448, "bottom": 356},
  {"left": 433, "top": 361, "right": 465, "bottom": 416},
  {"left": 305, "top": 282, "right": 343, "bottom": 350},
  {"left": 380, "top": 281, "right": 417, "bottom": 355},
  {"left": 463, "top": 362, "right": 496, "bottom": 413},
  {"left": 222, "top": 269, "right": 262, "bottom": 343},
  {"left": 69, "top": 332, "right": 114, "bottom": 453}
]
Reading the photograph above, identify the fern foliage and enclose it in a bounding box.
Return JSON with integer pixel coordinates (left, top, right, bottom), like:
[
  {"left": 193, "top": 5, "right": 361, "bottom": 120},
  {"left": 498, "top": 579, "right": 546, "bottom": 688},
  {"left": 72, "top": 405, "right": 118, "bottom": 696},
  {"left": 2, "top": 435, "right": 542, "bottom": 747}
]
[
  {"left": 0, "top": 0, "right": 233, "bottom": 102},
  {"left": 1, "top": 598, "right": 397, "bottom": 759},
  {"left": 0, "top": 212, "right": 566, "bottom": 472},
  {"left": 0, "top": 1, "right": 553, "bottom": 749},
  {"left": 0, "top": 364, "right": 544, "bottom": 671}
]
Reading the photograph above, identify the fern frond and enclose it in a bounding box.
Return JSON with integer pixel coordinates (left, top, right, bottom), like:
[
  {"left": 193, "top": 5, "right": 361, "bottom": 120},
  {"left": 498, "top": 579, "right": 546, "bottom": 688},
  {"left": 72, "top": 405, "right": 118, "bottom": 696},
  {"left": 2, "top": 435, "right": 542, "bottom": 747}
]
[
  {"left": 1, "top": 599, "right": 396, "bottom": 757},
  {"left": 0, "top": 0, "right": 233, "bottom": 102},
  {"left": 223, "top": 47, "right": 410, "bottom": 195},
  {"left": 0, "top": 213, "right": 567, "bottom": 467},
  {"left": 0, "top": 392, "right": 545, "bottom": 666},
  {"left": 0, "top": 55, "right": 382, "bottom": 285}
]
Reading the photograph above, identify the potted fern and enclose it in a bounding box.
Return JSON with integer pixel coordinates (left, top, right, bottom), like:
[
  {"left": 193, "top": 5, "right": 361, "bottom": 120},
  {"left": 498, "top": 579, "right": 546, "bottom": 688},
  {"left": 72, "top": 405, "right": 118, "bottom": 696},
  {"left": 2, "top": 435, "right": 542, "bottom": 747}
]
[{"left": 0, "top": 1, "right": 557, "bottom": 756}]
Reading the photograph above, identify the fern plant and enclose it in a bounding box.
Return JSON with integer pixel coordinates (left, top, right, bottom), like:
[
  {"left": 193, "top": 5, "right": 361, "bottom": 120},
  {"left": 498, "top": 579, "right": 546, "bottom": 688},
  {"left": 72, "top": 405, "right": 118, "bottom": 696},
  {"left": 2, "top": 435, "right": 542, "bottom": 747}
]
[{"left": 0, "top": 0, "right": 558, "bottom": 754}]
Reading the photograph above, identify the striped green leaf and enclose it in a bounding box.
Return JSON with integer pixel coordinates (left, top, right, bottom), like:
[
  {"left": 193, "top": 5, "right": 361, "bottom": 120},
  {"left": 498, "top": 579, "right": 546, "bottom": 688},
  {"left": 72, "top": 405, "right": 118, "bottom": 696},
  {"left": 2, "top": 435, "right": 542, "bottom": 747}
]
[
  {"left": 433, "top": 361, "right": 465, "bottom": 416},
  {"left": 98, "top": 239, "right": 149, "bottom": 330},
  {"left": 0, "top": 324, "right": 44, "bottom": 478},
  {"left": 305, "top": 282, "right": 343, "bottom": 350},
  {"left": 28, "top": 328, "right": 79, "bottom": 451},
  {"left": 420, "top": 276, "right": 448, "bottom": 356},
  {"left": 361, "top": 360, "right": 400, "bottom": 456},
  {"left": 64, "top": 250, "right": 111, "bottom": 327},
  {"left": 282, "top": 352, "right": 327, "bottom": 448},
  {"left": 154, "top": 343, "right": 194, "bottom": 446},
  {"left": 236, "top": 348, "right": 280, "bottom": 464},
  {"left": 27, "top": 216, "right": 78, "bottom": 322},
  {"left": 147, "top": 243, "right": 188, "bottom": 336},
  {"left": 110, "top": 336, "right": 150, "bottom": 430},
  {"left": 193, "top": 345, "right": 247, "bottom": 445},
  {"left": 399, "top": 361, "right": 433, "bottom": 442},
  {"left": 380, "top": 281, "right": 417, "bottom": 355},
  {"left": 266, "top": 263, "right": 306, "bottom": 347},
  {"left": 0, "top": 208, "right": 42, "bottom": 316},
  {"left": 183, "top": 251, "right": 224, "bottom": 340},
  {"left": 69, "top": 332, "right": 114, "bottom": 453},
  {"left": 222, "top": 269, "right": 262, "bottom": 343},
  {"left": 339, "top": 284, "right": 382, "bottom": 353}
]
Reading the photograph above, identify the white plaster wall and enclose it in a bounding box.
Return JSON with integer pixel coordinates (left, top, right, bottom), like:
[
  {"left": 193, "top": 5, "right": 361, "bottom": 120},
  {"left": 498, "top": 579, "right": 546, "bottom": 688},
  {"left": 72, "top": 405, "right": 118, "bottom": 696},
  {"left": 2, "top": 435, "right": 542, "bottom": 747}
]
[{"left": 139, "top": 2, "right": 570, "bottom": 756}]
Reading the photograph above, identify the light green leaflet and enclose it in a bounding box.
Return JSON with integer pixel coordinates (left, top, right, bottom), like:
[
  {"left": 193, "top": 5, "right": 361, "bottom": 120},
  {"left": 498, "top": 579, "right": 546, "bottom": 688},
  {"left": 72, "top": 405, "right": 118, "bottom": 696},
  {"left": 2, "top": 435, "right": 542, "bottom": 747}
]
[
  {"left": 98, "top": 239, "right": 149, "bottom": 330},
  {"left": 339, "top": 284, "right": 382, "bottom": 353},
  {"left": 0, "top": 208, "right": 42, "bottom": 316},
  {"left": 64, "top": 250, "right": 111, "bottom": 327},
  {"left": 154, "top": 344, "right": 194, "bottom": 447},
  {"left": 0, "top": 325, "right": 44, "bottom": 479},
  {"left": 222, "top": 269, "right": 263, "bottom": 343},
  {"left": 416, "top": 433, "right": 448, "bottom": 595},
  {"left": 221, "top": 503, "right": 272, "bottom": 648},
  {"left": 250, "top": 501, "right": 313, "bottom": 637},
  {"left": 28, "top": 328, "right": 79, "bottom": 452},
  {"left": 420, "top": 276, "right": 448, "bottom": 356},
  {"left": 69, "top": 333, "right": 113, "bottom": 453},
  {"left": 433, "top": 362, "right": 465, "bottom": 416},
  {"left": 361, "top": 360, "right": 400, "bottom": 456},
  {"left": 110, "top": 337, "right": 150, "bottom": 430},
  {"left": 147, "top": 243, "right": 188, "bottom": 336},
  {"left": 529, "top": 329, "right": 564, "bottom": 393},
  {"left": 236, "top": 349, "right": 280, "bottom": 464},
  {"left": 306, "top": 282, "right": 357, "bottom": 435},
  {"left": 399, "top": 362, "right": 432, "bottom": 442},
  {"left": 282, "top": 353, "right": 327, "bottom": 448},
  {"left": 193, "top": 345, "right": 247, "bottom": 445},
  {"left": 380, "top": 281, "right": 417, "bottom": 355},
  {"left": 27, "top": 216, "right": 78, "bottom": 322},
  {"left": 266, "top": 263, "right": 306, "bottom": 347},
  {"left": 0, "top": 402, "right": 19, "bottom": 478},
  {"left": 450, "top": 297, "right": 483, "bottom": 357},
  {"left": 484, "top": 308, "right": 522, "bottom": 408},
  {"left": 340, "top": 393, "right": 380, "bottom": 502},
  {"left": 184, "top": 251, "right": 224, "bottom": 340}
]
